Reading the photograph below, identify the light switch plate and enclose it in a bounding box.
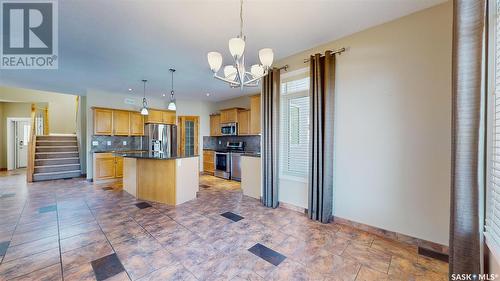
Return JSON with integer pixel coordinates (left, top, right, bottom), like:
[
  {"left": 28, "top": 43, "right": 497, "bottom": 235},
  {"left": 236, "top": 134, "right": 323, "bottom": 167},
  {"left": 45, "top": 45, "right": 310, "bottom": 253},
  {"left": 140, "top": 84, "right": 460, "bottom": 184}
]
[
  {"left": 218, "top": 140, "right": 222, "bottom": 145},
  {"left": 107, "top": 141, "right": 112, "bottom": 146},
  {"left": 92, "top": 141, "right": 98, "bottom": 146},
  {"left": 123, "top": 141, "right": 127, "bottom": 145}
]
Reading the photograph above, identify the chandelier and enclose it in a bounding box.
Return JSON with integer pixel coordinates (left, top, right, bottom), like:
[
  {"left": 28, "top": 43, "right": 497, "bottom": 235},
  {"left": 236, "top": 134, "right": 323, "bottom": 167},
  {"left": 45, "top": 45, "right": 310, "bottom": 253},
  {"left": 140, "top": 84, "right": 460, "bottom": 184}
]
[{"left": 207, "top": 0, "right": 274, "bottom": 89}]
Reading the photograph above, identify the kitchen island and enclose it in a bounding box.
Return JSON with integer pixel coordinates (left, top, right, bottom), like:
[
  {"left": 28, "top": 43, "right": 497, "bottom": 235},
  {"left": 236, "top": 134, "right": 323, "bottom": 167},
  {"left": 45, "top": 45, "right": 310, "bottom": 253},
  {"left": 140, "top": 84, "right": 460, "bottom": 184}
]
[{"left": 117, "top": 152, "right": 199, "bottom": 206}]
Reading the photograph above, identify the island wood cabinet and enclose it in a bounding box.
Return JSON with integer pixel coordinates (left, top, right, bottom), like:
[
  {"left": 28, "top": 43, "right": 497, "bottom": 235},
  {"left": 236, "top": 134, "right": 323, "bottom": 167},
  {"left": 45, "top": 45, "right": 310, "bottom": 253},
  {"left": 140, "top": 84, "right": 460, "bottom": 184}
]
[
  {"left": 250, "top": 95, "right": 261, "bottom": 135},
  {"left": 237, "top": 110, "right": 250, "bottom": 135},
  {"left": 203, "top": 150, "right": 215, "bottom": 175},
  {"left": 93, "top": 107, "right": 145, "bottom": 136},
  {"left": 144, "top": 109, "right": 176, "bottom": 125},
  {"left": 93, "top": 153, "right": 123, "bottom": 181},
  {"left": 210, "top": 114, "right": 221, "bottom": 136}
]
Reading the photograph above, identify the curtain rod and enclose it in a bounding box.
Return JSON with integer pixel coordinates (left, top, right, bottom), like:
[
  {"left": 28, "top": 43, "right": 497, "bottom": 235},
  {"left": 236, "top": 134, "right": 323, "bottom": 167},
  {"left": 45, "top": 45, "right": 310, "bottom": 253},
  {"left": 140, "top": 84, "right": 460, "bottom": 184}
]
[{"left": 303, "top": 47, "right": 346, "bottom": 63}]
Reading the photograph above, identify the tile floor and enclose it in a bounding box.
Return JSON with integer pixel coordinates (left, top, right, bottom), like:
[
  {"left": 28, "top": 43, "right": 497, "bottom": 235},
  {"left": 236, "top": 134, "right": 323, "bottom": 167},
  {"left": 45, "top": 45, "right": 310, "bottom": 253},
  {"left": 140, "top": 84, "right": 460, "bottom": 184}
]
[{"left": 0, "top": 170, "right": 448, "bottom": 281}]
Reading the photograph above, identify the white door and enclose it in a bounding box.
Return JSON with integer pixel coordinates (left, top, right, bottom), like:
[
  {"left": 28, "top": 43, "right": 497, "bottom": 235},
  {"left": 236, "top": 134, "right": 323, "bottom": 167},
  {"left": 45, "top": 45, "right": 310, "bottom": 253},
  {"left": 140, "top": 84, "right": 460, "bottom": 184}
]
[{"left": 15, "top": 121, "right": 30, "bottom": 168}]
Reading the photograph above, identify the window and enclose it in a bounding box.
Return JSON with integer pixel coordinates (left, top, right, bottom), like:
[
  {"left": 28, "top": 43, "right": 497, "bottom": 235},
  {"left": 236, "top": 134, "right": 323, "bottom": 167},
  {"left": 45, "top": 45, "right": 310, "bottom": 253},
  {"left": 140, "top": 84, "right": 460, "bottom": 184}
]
[
  {"left": 280, "top": 77, "right": 310, "bottom": 179},
  {"left": 486, "top": 0, "right": 500, "bottom": 256}
]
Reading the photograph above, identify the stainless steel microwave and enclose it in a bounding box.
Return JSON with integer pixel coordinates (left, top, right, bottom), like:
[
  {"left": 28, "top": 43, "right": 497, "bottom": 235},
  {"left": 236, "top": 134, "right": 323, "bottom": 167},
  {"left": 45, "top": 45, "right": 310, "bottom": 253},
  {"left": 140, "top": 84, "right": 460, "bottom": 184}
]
[{"left": 221, "top": 122, "right": 238, "bottom": 136}]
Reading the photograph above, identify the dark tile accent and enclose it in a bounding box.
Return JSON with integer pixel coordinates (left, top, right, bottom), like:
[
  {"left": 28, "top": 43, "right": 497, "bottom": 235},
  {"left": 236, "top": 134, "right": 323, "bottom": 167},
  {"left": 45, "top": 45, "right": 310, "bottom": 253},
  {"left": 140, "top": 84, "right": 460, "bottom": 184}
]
[
  {"left": 248, "top": 243, "right": 286, "bottom": 266},
  {"left": 221, "top": 212, "right": 244, "bottom": 222},
  {"left": 135, "top": 202, "right": 152, "bottom": 209},
  {"left": 0, "top": 193, "right": 15, "bottom": 198},
  {"left": 38, "top": 205, "right": 57, "bottom": 213},
  {"left": 199, "top": 184, "right": 210, "bottom": 189},
  {"left": 102, "top": 187, "right": 113, "bottom": 191},
  {"left": 91, "top": 253, "right": 125, "bottom": 281},
  {"left": 0, "top": 241, "right": 10, "bottom": 256},
  {"left": 418, "top": 247, "right": 449, "bottom": 263}
]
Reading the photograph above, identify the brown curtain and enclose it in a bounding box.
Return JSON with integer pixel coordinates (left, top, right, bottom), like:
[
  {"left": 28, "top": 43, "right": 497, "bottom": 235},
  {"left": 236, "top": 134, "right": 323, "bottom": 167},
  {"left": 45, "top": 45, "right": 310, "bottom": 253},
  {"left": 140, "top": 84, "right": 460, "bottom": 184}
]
[
  {"left": 450, "top": 0, "right": 486, "bottom": 275},
  {"left": 262, "top": 68, "right": 280, "bottom": 208},
  {"left": 308, "top": 51, "right": 335, "bottom": 223}
]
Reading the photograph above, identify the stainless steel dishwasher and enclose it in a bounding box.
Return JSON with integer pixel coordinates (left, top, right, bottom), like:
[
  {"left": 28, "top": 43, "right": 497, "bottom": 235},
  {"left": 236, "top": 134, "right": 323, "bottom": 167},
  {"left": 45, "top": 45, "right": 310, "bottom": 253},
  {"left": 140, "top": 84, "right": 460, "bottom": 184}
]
[{"left": 230, "top": 152, "right": 242, "bottom": 181}]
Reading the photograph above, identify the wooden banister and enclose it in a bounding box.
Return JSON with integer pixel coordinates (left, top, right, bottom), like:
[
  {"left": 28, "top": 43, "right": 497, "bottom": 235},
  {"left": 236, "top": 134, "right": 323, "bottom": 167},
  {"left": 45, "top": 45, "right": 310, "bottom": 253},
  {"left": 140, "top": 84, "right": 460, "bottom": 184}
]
[{"left": 26, "top": 104, "right": 37, "bottom": 183}]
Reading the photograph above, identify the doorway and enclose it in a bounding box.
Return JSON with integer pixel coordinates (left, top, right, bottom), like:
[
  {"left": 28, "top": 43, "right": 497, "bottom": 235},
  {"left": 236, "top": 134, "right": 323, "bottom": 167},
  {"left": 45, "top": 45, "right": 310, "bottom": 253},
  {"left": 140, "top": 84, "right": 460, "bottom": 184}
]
[{"left": 7, "top": 118, "right": 31, "bottom": 170}]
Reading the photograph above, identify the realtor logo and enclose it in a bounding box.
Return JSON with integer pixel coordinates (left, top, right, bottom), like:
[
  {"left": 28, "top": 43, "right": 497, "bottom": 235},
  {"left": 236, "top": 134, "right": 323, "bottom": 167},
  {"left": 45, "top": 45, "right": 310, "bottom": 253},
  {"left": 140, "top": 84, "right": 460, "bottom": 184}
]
[{"left": 1, "top": 1, "right": 58, "bottom": 69}]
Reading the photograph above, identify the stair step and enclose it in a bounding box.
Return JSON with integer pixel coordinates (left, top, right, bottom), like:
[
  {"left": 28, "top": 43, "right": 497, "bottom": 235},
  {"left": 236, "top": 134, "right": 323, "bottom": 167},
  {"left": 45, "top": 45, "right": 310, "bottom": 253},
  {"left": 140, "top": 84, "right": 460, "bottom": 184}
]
[
  {"left": 34, "top": 164, "right": 81, "bottom": 174},
  {"left": 33, "top": 170, "right": 81, "bottom": 181},
  {"left": 36, "top": 141, "right": 78, "bottom": 146},
  {"left": 36, "top": 135, "right": 77, "bottom": 141},
  {"left": 36, "top": 146, "right": 78, "bottom": 153},
  {"left": 35, "top": 158, "right": 80, "bottom": 166},
  {"left": 35, "top": 152, "right": 79, "bottom": 159}
]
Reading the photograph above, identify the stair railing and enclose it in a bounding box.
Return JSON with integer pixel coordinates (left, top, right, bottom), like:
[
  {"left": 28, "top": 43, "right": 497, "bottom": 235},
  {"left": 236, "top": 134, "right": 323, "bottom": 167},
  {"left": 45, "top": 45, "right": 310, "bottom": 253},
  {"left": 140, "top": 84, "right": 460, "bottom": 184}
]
[{"left": 27, "top": 104, "right": 37, "bottom": 183}]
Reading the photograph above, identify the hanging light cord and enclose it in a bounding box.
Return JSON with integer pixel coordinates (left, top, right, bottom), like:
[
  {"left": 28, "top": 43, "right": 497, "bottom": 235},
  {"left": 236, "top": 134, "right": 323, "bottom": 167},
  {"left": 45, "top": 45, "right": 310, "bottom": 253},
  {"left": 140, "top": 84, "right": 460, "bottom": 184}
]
[
  {"left": 171, "top": 70, "right": 174, "bottom": 94},
  {"left": 240, "top": 0, "right": 243, "bottom": 38}
]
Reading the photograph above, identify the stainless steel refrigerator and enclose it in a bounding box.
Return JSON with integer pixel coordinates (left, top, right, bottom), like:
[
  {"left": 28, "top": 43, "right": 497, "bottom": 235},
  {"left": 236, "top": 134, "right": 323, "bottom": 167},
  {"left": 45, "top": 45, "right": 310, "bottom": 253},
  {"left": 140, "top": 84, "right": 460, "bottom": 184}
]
[{"left": 144, "top": 124, "right": 177, "bottom": 157}]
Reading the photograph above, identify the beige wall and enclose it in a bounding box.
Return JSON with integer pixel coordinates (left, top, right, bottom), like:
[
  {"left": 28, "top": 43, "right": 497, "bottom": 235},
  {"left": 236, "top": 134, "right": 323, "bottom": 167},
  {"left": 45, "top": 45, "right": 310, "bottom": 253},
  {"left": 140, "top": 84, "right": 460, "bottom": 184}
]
[
  {"left": 275, "top": 2, "right": 452, "bottom": 245},
  {"left": 0, "top": 86, "right": 77, "bottom": 134}
]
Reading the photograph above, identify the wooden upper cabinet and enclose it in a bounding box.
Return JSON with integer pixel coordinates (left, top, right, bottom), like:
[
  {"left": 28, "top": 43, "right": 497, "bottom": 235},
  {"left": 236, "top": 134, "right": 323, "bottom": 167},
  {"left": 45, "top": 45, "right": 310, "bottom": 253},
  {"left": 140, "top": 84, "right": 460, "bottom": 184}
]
[
  {"left": 238, "top": 110, "right": 250, "bottom": 135},
  {"left": 113, "top": 110, "right": 130, "bottom": 136},
  {"left": 145, "top": 110, "right": 163, "bottom": 124},
  {"left": 144, "top": 109, "right": 176, "bottom": 124},
  {"left": 162, "top": 111, "right": 176, "bottom": 124},
  {"left": 250, "top": 95, "right": 261, "bottom": 134},
  {"left": 210, "top": 114, "right": 221, "bottom": 136},
  {"left": 94, "top": 108, "right": 113, "bottom": 135},
  {"left": 130, "top": 112, "right": 144, "bottom": 136},
  {"left": 220, "top": 108, "right": 239, "bottom": 123}
]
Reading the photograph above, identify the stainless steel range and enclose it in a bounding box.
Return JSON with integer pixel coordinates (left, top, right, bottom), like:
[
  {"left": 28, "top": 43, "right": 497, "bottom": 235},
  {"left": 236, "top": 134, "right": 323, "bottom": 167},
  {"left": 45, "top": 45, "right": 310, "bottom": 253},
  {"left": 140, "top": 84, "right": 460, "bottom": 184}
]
[{"left": 214, "top": 142, "right": 244, "bottom": 181}]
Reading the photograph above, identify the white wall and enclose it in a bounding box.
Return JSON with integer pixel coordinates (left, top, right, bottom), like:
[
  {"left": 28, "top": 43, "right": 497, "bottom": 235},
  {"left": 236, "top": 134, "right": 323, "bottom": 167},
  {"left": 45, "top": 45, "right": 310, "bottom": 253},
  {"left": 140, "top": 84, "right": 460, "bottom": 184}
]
[
  {"left": 275, "top": 2, "right": 452, "bottom": 246},
  {"left": 85, "top": 89, "right": 215, "bottom": 178}
]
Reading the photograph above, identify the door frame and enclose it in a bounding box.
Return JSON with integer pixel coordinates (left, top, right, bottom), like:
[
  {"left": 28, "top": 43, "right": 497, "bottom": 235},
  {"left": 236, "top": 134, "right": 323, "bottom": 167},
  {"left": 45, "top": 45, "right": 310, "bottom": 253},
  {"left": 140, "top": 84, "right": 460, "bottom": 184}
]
[
  {"left": 177, "top": 116, "right": 199, "bottom": 157},
  {"left": 7, "top": 118, "right": 31, "bottom": 171}
]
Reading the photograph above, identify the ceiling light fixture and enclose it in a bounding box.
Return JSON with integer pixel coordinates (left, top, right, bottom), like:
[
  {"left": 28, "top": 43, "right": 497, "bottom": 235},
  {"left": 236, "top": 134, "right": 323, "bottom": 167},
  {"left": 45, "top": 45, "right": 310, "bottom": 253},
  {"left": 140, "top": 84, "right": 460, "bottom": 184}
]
[
  {"left": 207, "top": 0, "right": 273, "bottom": 89},
  {"left": 168, "top": 68, "right": 177, "bottom": 111},
  {"left": 140, "top": 79, "right": 149, "bottom": 116}
]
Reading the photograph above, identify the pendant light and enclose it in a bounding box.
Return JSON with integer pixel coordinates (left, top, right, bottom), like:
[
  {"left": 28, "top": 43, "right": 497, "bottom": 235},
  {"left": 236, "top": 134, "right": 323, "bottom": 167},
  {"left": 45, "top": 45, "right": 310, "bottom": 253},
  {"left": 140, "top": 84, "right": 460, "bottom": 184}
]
[
  {"left": 140, "top": 79, "right": 149, "bottom": 115},
  {"left": 168, "top": 68, "right": 177, "bottom": 111}
]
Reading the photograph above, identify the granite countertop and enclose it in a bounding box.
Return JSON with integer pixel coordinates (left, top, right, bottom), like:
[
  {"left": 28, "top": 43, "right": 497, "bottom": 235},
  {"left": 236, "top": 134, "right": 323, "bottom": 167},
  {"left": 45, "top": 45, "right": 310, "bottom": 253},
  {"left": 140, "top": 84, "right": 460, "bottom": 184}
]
[
  {"left": 93, "top": 149, "right": 147, "bottom": 153},
  {"left": 114, "top": 151, "right": 199, "bottom": 160},
  {"left": 242, "top": 152, "right": 261, "bottom": 157}
]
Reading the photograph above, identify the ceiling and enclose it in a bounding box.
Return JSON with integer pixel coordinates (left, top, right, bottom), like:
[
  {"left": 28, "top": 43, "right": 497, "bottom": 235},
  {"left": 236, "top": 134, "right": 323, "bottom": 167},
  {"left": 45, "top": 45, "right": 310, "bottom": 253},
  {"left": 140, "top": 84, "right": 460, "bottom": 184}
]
[{"left": 0, "top": 0, "right": 446, "bottom": 101}]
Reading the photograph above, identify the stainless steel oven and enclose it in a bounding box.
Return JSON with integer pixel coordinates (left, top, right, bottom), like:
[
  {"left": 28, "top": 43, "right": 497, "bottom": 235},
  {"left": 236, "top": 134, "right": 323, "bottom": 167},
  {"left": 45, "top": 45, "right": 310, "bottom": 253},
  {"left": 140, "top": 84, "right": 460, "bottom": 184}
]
[
  {"left": 214, "top": 152, "right": 231, "bottom": 179},
  {"left": 221, "top": 123, "right": 238, "bottom": 136}
]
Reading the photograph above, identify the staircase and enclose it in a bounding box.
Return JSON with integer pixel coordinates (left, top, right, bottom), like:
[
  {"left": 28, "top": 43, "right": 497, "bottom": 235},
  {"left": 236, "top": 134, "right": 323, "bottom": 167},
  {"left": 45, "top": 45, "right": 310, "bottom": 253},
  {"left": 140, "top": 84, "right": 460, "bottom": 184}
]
[{"left": 33, "top": 135, "right": 81, "bottom": 181}]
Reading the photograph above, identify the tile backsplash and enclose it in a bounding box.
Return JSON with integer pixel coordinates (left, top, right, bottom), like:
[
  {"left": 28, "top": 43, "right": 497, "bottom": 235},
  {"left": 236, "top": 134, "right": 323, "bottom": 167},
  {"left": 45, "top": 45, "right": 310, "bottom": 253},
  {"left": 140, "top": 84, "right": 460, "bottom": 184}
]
[
  {"left": 203, "top": 135, "right": 261, "bottom": 152},
  {"left": 91, "top": 136, "right": 144, "bottom": 152}
]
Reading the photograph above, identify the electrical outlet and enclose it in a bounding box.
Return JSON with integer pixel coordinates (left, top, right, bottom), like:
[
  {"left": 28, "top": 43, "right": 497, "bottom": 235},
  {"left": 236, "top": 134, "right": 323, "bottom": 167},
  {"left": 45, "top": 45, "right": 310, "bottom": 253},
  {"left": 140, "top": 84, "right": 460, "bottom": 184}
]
[
  {"left": 92, "top": 141, "right": 98, "bottom": 146},
  {"left": 123, "top": 141, "right": 127, "bottom": 146},
  {"left": 107, "top": 141, "right": 112, "bottom": 146}
]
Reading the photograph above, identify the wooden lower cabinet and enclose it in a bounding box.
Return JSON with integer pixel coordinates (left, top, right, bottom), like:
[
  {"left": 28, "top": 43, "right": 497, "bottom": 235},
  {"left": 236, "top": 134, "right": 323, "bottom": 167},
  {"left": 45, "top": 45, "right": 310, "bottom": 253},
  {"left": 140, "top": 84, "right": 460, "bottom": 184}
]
[
  {"left": 93, "top": 153, "right": 124, "bottom": 181},
  {"left": 203, "top": 150, "right": 214, "bottom": 175},
  {"left": 115, "top": 156, "right": 123, "bottom": 178}
]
